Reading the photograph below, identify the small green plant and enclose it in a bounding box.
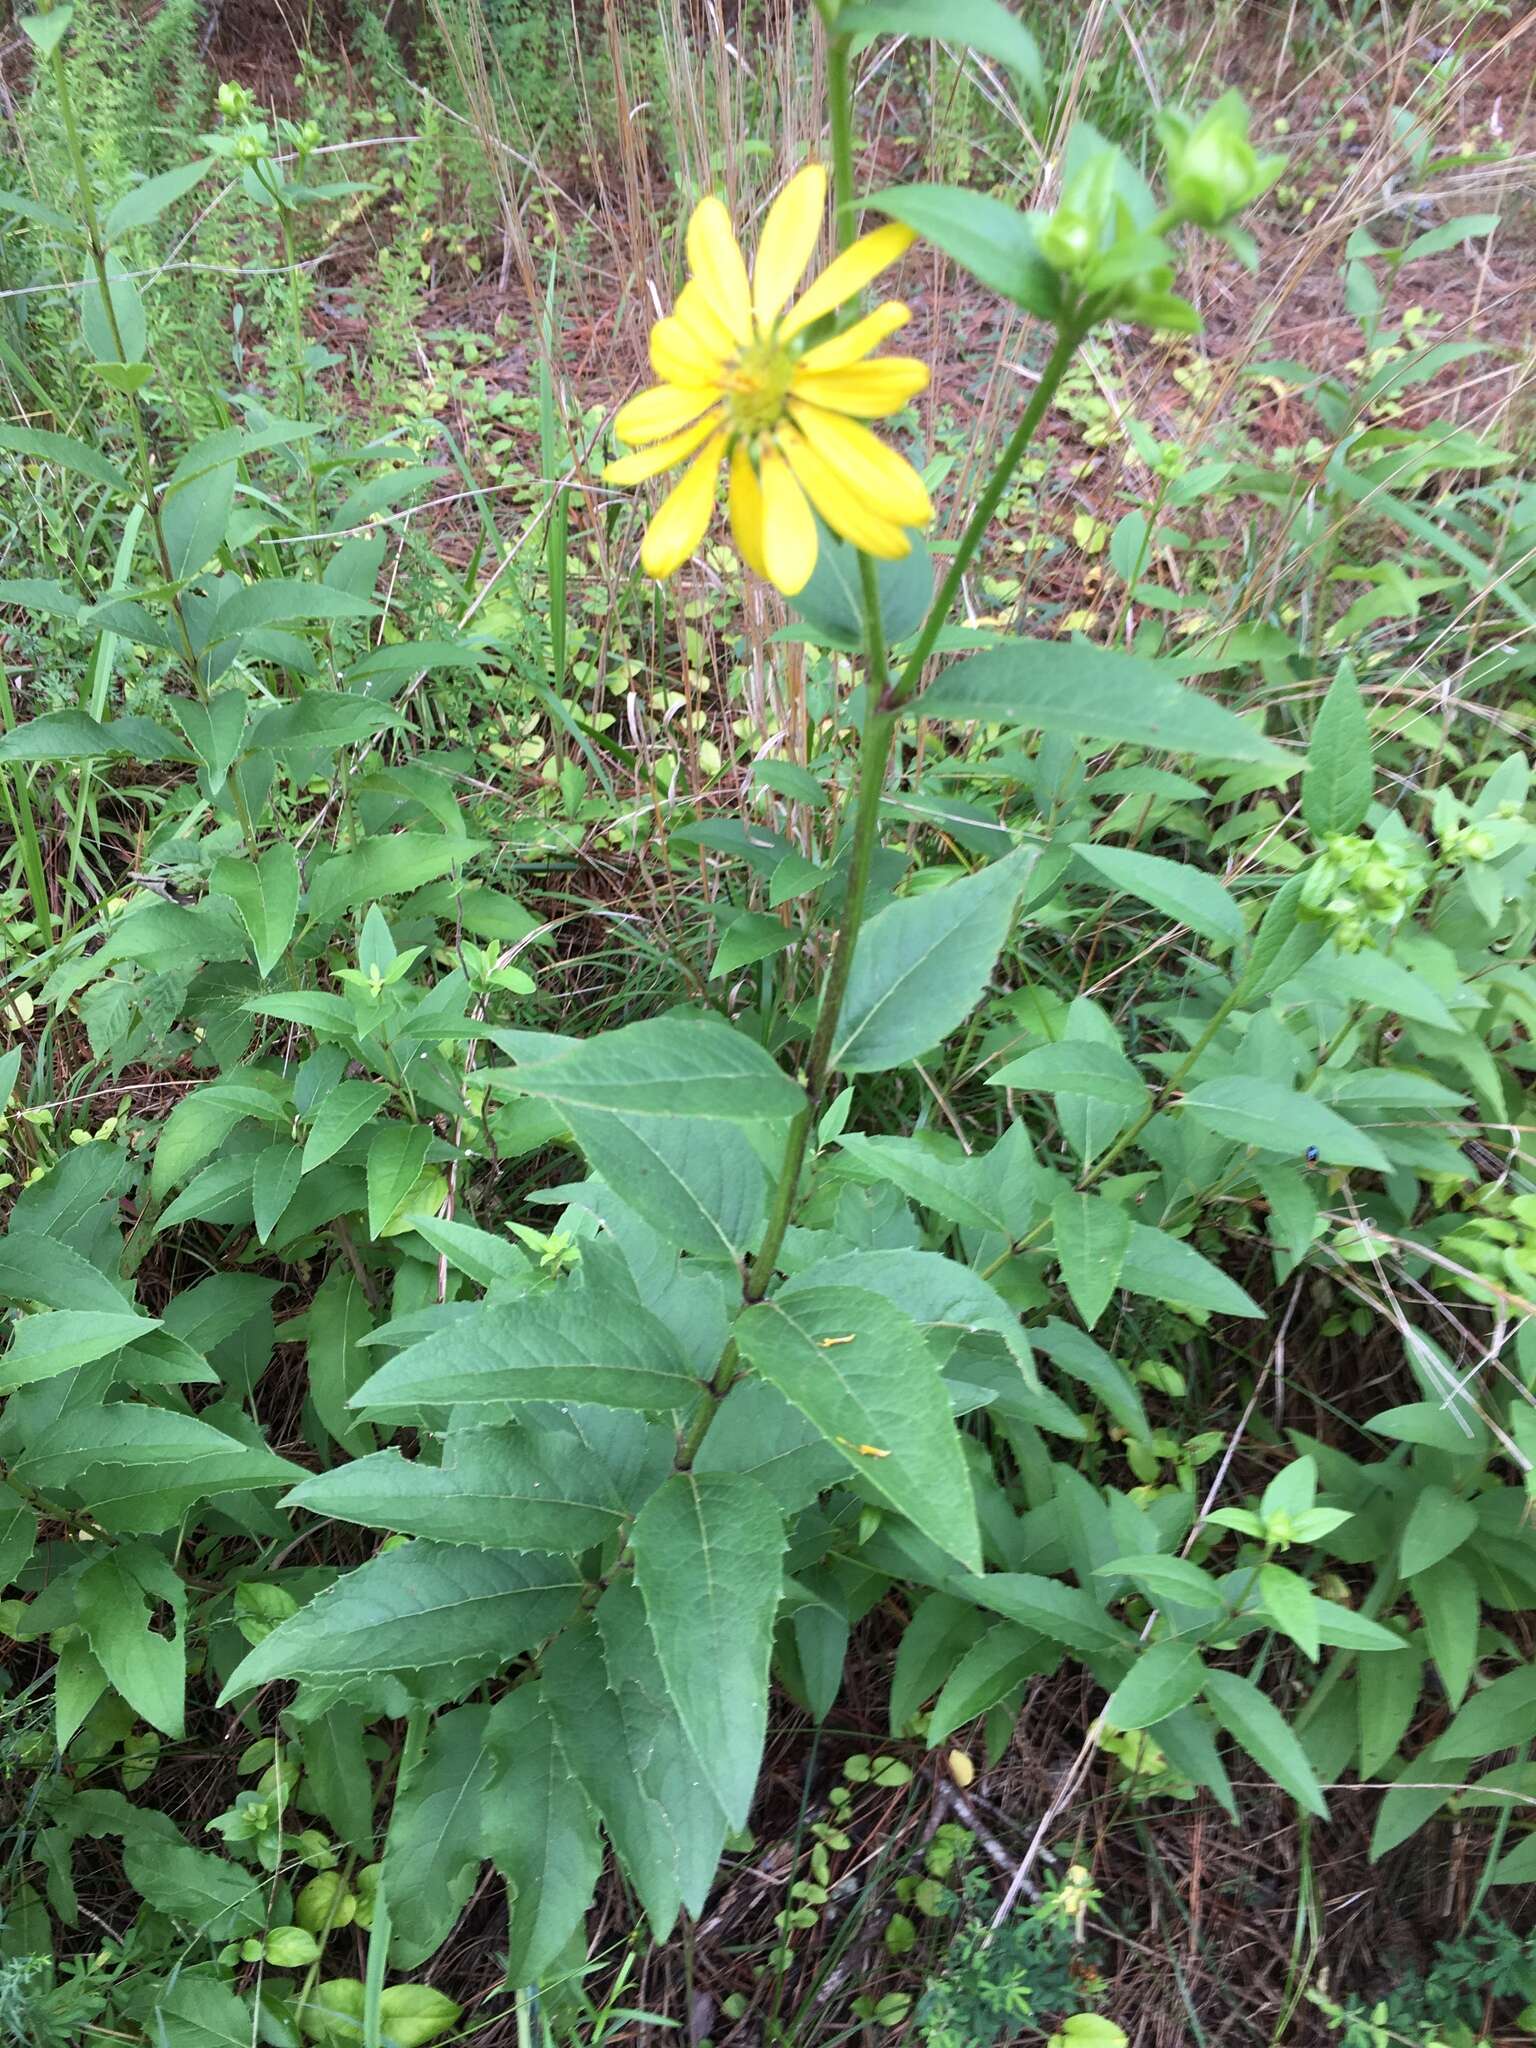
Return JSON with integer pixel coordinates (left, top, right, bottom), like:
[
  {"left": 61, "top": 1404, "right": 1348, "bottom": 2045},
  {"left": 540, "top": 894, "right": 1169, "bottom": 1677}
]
[{"left": 915, "top": 1864, "right": 1114, "bottom": 2047}]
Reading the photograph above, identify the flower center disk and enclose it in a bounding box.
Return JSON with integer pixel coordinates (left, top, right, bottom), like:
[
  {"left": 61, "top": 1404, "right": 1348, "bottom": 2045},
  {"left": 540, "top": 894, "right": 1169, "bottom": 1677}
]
[{"left": 723, "top": 341, "right": 794, "bottom": 437}]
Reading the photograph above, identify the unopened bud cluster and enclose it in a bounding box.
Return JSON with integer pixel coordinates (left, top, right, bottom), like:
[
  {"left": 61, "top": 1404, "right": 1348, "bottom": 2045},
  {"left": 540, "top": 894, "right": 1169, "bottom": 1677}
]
[{"left": 1034, "top": 90, "right": 1284, "bottom": 334}]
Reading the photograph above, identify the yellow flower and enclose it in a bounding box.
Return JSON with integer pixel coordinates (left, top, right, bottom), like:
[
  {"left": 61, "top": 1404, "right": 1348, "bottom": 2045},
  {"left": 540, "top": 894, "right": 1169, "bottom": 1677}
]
[{"left": 604, "top": 164, "right": 932, "bottom": 595}]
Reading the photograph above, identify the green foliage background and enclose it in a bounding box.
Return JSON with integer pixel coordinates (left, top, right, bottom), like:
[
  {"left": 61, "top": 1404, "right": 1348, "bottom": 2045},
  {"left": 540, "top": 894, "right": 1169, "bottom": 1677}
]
[{"left": 1, "top": 1, "right": 1534, "bottom": 2043}]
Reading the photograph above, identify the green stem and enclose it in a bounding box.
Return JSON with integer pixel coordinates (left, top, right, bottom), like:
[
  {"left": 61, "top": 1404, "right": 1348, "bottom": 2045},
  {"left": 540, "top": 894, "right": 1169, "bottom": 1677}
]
[
  {"left": 826, "top": 34, "right": 858, "bottom": 253},
  {"left": 683, "top": 37, "right": 1091, "bottom": 1455},
  {"left": 889, "top": 319, "right": 1085, "bottom": 710}
]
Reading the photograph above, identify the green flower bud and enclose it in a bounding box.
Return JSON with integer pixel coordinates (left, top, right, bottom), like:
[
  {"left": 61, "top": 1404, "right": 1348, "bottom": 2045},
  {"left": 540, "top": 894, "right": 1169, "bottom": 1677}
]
[
  {"left": 1038, "top": 150, "right": 1117, "bottom": 281},
  {"left": 217, "top": 80, "right": 254, "bottom": 119},
  {"left": 1159, "top": 92, "right": 1284, "bottom": 228},
  {"left": 1037, "top": 209, "right": 1098, "bottom": 276}
]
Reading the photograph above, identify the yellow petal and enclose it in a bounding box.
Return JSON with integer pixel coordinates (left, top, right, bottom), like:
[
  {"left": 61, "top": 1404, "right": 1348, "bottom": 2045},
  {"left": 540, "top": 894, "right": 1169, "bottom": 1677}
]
[
  {"left": 640, "top": 430, "right": 727, "bottom": 579},
  {"left": 798, "top": 301, "right": 911, "bottom": 371},
  {"left": 614, "top": 384, "right": 720, "bottom": 446},
  {"left": 650, "top": 313, "right": 725, "bottom": 387},
  {"left": 674, "top": 279, "right": 738, "bottom": 363},
  {"left": 753, "top": 164, "right": 827, "bottom": 331},
  {"left": 605, "top": 409, "right": 723, "bottom": 486},
  {"left": 787, "top": 400, "right": 932, "bottom": 526},
  {"left": 728, "top": 441, "right": 768, "bottom": 579},
  {"left": 685, "top": 195, "right": 753, "bottom": 345},
  {"left": 758, "top": 446, "right": 819, "bottom": 595},
  {"left": 779, "top": 222, "right": 916, "bottom": 340},
  {"left": 778, "top": 426, "right": 910, "bottom": 560},
  {"left": 790, "top": 357, "right": 929, "bottom": 418}
]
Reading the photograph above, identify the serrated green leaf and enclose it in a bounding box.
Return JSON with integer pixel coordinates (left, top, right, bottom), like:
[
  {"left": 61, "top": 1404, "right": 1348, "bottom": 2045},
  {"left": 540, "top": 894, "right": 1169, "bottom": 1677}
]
[
  {"left": 502, "top": 1014, "right": 805, "bottom": 1121},
  {"left": 966, "top": 1572, "right": 1135, "bottom": 1657},
  {"left": 15, "top": 1407, "right": 304, "bottom": 1534},
  {"left": 366, "top": 1122, "right": 434, "bottom": 1238},
  {"left": 735, "top": 1286, "right": 981, "bottom": 1572},
  {"left": 865, "top": 184, "right": 1059, "bottom": 317},
  {"left": 0, "top": 424, "right": 130, "bottom": 491},
  {"left": 1259, "top": 1562, "right": 1320, "bottom": 1661},
  {"left": 1182, "top": 1075, "right": 1389, "bottom": 1172},
  {"left": 990, "top": 1039, "right": 1148, "bottom": 1111},
  {"left": 1103, "top": 1641, "right": 1206, "bottom": 1730},
  {"left": 212, "top": 844, "right": 299, "bottom": 978},
  {"left": 219, "top": 1543, "right": 581, "bottom": 1701},
  {"left": 301, "top": 1081, "right": 389, "bottom": 1173},
  {"left": 307, "top": 1261, "right": 375, "bottom": 1458},
  {"left": 1050, "top": 1191, "right": 1130, "bottom": 1329},
  {"left": 1302, "top": 662, "right": 1372, "bottom": 836},
  {"left": 75, "top": 1546, "right": 185, "bottom": 1738},
  {"left": 1075, "top": 842, "right": 1245, "bottom": 948},
  {"left": 1096, "top": 1553, "right": 1224, "bottom": 1611},
  {"left": 283, "top": 1424, "right": 627, "bottom": 1551},
  {"left": 833, "top": 848, "right": 1034, "bottom": 1074},
  {"left": 1427, "top": 1658, "right": 1536, "bottom": 1763},
  {"left": 788, "top": 1244, "right": 1036, "bottom": 1382},
  {"left": 1034, "top": 1321, "right": 1148, "bottom": 1437},
  {"left": 248, "top": 691, "right": 407, "bottom": 755},
  {"left": 927, "top": 1622, "right": 1056, "bottom": 1745},
  {"left": 916, "top": 639, "right": 1291, "bottom": 767},
  {"left": 251, "top": 1142, "right": 303, "bottom": 1244},
  {"left": 1120, "top": 1222, "right": 1262, "bottom": 1317},
  {"left": 1411, "top": 1556, "right": 1479, "bottom": 1708},
  {"left": 381, "top": 1704, "right": 494, "bottom": 1967},
  {"left": 352, "top": 1285, "right": 701, "bottom": 1414},
  {"left": 207, "top": 578, "right": 376, "bottom": 643},
  {"left": 1, "top": 1308, "right": 158, "bottom": 1390},
  {"left": 1202, "top": 1668, "right": 1328, "bottom": 1817},
  {"left": 120, "top": 1840, "right": 266, "bottom": 1940},
  {"left": 632, "top": 1472, "right": 785, "bottom": 1832},
  {"left": 485, "top": 1686, "right": 602, "bottom": 1982},
  {"left": 305, "top": 834, "right": 484, "bottom": 929},
  {"left": 1398, "top": 1485, "right": 1477, "bottom": 1577},
  {"left": 80, "top": 251, "right": 146, "bottom": 364},
  {"left": 543, "top": 1581, "right": 727, "bottom": 1941},
  {"left": 0, "top": 709, "right": 186, "bottom": 762},
  {"left": 563, "top": 1105, "right": 768, "bottom": 1259},
  {"left": 1357, "top": 1649, "right": 1423, "bottom": 1778}
]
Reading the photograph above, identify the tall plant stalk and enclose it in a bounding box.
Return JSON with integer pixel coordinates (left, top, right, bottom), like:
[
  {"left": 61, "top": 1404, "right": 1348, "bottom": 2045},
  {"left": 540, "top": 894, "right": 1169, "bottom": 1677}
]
[{"left": 684, "top": 24, "right": 1092, "bottom": 1454}]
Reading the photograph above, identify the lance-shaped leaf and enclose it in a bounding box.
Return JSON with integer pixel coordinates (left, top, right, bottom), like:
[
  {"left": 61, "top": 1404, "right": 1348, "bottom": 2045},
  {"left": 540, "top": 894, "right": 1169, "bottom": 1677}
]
[
  {"left": 543, "top": 1581, "right": 728, "bottom": 1941},
  {"left": 502, "top": 1014, "right": 804, "bottom": 1121},
  {"left": 734, "top": 1286, "right": 981, "bottom": 1572},
  {"left": 915, "top": 639, "right": 1291, "bottom": 768},
  {"left": 631, "top": 1473, "right": 786, "bottom": 1833},
  {"left": 219, "top": 1544, "right": 581, "bottom": 1701},
  {"left": 351, "top": 1287, "right": 701, "bottom": 1415},
  {"left": 283, "top": 1424, "right": 629, "bottom": 1552},
  {"left": 484, "top": 1686, "right": 602, "bottom": 1985},
  {"left": 833, "top": 849, "right": 1034, "bottom": 1075}
]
